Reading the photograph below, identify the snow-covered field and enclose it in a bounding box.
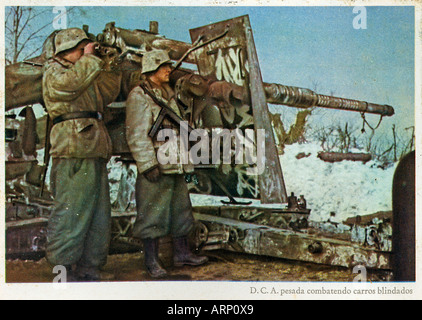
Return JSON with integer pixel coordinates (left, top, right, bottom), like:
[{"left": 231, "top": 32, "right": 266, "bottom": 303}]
[
  {"left": 278, "top": 142, "right": 395, "bottom": 223},
  {"left": 191, "top": 142, "right": 397, "bottom": 224},
  {"left": 107, "top": 140, "right": 396, "bottom": 224}
]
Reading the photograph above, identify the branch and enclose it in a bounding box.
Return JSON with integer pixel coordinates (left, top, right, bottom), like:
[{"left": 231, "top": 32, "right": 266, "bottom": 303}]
[
  {"left": 16, "top": 8, "right": 33, "bottom": 40},
  {"left": 26, "top": 7, "right": 50, "bottom": 22},
  {"left": 5, "top": 8, "right": 12, "bottom": 24},
  {"left": 22, "top": 45, "right": 43, "bottom": 61},
  {"left": 16, "top": 22, "right": 51, "bottom": 58}
]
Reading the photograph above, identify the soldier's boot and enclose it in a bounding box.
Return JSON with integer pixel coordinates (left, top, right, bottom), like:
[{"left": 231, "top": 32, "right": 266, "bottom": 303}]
[
  {"left": 173, "top": 236, "right": 209, "bottom": 267},
  {"left": 143, "top": 238, "right": 168, "bottom": 278},
  {"left": 75, "top": 265, "right": 115, "bottom": 282},
  {"left": 63, "top": 265, "right": 79, "bottom": 282}
]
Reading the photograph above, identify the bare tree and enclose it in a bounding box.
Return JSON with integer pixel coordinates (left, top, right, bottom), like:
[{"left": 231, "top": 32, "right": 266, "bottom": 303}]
[
  {"left": 5, "top": 6, "right": 82, "bottom": 65},
  {"left": 5, "top": 7, "right": 52, "bottom": 65}
]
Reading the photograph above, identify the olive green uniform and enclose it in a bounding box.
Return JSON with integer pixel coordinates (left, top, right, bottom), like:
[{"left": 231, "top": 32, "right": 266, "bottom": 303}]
[
  {"left": 48, "top": 158, "right": 111, "bottom": 267},
  {"left": 42, "top": 54, "right": 121, "bottom": 268},
  {"left": 133, "top": 174, "right": 194, "bottom": 239}
]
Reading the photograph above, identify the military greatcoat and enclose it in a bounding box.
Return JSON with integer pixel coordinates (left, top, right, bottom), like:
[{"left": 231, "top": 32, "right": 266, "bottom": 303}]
[
  {"left": 125, "top": 79, "right": 194, "bottom": 240},
  {"left": 42, "top": 54, "right": 121, "bottom": 268}
]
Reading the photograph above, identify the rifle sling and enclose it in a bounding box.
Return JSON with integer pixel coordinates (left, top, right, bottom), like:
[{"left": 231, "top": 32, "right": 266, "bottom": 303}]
[{"left": 139, "top": 83, "right": 194, "bottom": 137}]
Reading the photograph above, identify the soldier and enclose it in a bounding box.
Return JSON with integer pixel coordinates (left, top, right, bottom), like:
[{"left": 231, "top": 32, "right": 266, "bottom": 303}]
[
  {"left": 42, "top": 28, "right": 122, "bottom": 281},
  {"left": 125, "top": 49, "right": 208, "bottom": 278}
]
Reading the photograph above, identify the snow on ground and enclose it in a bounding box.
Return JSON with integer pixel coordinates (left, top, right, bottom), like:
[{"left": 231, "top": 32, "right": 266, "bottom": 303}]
[
  {"left": 107, "top": 141, "right": 396, "bottom": 224},
  {"left": 191, "top": 142, "right": 397, "bottom": 224},
  {"left": 279, "top": 142, "right": 396, "bottom": 223}
]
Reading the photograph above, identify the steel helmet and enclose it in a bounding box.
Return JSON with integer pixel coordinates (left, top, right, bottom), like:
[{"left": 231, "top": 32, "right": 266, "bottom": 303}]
[
  {"left": 54, "top": 28, "right": 90, "bottom": 55},
  {"left": 141, "top": 50, "right": 173, "bottom": 74}
]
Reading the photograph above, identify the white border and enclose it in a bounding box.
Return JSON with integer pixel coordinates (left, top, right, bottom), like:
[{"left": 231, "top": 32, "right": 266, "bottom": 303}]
[{"left": 1, "top": 0, "right": 421, "bottom": 300}]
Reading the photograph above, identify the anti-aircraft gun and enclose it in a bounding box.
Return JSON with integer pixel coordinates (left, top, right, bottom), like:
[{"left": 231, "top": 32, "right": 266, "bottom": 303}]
[{"left": 5, "top": 15, "right": 412, "bottom": 280}]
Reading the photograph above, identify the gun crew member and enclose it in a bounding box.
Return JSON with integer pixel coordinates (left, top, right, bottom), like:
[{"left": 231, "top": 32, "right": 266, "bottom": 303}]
[
  {"left": 42, "top": 28, "right": 122, "bottom": 281},
  {"left": 125, "top": 49, "right": 208, "bottom": 278}
]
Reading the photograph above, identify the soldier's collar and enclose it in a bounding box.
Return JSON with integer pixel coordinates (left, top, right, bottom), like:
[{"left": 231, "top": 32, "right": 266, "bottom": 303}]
[
  {"left": 145, "top": 79, "right": 174, "bottom": 100},
  {"left": 52, "top": 56, "right": 74, "bottom": 68}
]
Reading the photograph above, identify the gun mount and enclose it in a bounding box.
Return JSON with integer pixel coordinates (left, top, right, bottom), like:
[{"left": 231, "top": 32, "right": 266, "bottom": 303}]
[{"left": 5, "top": 15, "right": 398, "bottom": 277}]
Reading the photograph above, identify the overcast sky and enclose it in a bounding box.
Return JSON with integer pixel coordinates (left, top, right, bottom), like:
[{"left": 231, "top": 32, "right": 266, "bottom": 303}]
[{"left": 9, "top": 5, "right": 415, "bottom": 143}]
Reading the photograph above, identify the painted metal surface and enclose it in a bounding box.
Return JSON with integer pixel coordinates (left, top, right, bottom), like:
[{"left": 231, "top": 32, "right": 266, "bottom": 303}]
[
  {"left": 392, "top": 151, "right": 415, "bottom": 281},
  {"left": 189, "top": 15, "right": 288, "bottom": 204},
  {"left": 264, "top": 83, "right": 394, "bottom": 116},
  {"left": 6, "top": 217, "right": 48, "bottom": 260},
  {"left": 194, "top": 211, "right": 391, "bottom": 270}
]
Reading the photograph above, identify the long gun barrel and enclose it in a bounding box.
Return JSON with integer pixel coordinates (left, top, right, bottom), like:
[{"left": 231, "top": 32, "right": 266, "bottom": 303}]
[
  {"left": 96, "top": 23, "right": 394, "bottom": 118},
  {"left": 263, "top": 83, "right": 394, "bottom": 116}
]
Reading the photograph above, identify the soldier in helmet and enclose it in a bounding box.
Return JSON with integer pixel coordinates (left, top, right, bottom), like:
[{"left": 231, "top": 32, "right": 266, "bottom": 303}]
[
  {"left": 42, "top": 28, "right": 122, "bottom": 281},
  {"left": 125, "top": 49, "right": 208, "bottom": 278}
]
